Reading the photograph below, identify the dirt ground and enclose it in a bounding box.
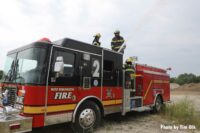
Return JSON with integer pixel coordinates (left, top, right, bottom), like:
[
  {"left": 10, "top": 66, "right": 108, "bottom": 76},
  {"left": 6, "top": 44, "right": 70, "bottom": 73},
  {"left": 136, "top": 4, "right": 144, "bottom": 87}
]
[
  {"left": 31, "top": 83, "right": 200, "bottom": 133},
  {"left": 95, "top": 92, "right": 200, "bottom": 133}
]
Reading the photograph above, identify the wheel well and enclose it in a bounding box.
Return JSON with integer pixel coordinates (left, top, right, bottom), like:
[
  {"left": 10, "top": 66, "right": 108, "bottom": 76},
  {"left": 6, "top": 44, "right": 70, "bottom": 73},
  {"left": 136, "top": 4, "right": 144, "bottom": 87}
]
[
  {"left": 157, "top": 94, "right": 164, "bottom": 104},
  {"left": 85, "top": 98, "right": 104, "bottom": 116}
]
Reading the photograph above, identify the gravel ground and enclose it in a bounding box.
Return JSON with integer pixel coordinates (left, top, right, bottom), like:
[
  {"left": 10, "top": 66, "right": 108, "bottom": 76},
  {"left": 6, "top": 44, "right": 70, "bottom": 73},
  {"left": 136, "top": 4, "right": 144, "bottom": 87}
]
[{"left": 96, "top": 112, "right": 179, "bottom": 133}]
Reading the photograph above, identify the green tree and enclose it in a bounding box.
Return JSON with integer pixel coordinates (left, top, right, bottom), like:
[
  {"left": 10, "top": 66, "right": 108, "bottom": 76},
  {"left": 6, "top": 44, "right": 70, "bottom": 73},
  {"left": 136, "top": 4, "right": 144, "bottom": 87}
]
[
  {"left": 175, "top": 73, "right": 199, "bottom": 85},
  {"left": 170, "top": 77, "right": 176, "bottom": 83},
  {"left": 196, "top": 76, "right": 200, "bottom": 83}
]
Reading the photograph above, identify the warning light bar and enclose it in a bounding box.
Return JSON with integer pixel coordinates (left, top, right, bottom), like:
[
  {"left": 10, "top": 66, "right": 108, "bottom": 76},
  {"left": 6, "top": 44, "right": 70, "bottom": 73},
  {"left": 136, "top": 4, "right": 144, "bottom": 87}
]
[{"left": 38, "top": 37, "right": 51, "bottom": 43}]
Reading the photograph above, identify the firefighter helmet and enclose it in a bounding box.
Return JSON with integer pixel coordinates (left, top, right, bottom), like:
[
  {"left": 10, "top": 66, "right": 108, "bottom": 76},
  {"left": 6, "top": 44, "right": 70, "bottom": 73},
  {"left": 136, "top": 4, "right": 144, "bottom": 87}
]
[
  {"left": 126, "top": 57, "right": 133, "bottom": 64},
  {"left": 114, "top": 30, "right": 120, "bottom": 34},
  {"left": 94, "top": 33, "right": 101, "bottom": 38}
]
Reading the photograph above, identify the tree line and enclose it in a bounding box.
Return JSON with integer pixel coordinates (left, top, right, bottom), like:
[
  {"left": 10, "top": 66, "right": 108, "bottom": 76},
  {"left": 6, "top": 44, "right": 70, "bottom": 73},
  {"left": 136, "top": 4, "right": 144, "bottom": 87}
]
[{"left": 170, "top": 73, "right": 200, "bottom": 85}]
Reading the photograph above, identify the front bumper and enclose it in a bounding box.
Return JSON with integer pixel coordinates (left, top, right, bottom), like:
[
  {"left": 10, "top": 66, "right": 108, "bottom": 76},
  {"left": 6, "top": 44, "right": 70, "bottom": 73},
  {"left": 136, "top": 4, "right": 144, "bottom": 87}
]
[{"left": 0, "top": 108, "right": 32, "bottom": 133}]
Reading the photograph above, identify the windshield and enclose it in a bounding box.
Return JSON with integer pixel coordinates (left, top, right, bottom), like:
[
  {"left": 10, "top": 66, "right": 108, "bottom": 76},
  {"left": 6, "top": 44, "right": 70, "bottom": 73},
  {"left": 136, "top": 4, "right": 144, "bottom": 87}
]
[
  {"left": 3, "top": 47, "right": 47, "bottom": 84},
  {"left": 3, "top": 53, "right": 16, "bottom": 82}
]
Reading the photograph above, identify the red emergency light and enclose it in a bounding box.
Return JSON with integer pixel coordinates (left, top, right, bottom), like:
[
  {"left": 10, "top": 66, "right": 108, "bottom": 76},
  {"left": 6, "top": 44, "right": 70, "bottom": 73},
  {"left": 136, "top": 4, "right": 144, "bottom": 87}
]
[
  {"left": 38, "top": 37, "right": 51, "bottom": 43},
  {"left": 10, "top": 123, "right": 21, "bottom": 130}
]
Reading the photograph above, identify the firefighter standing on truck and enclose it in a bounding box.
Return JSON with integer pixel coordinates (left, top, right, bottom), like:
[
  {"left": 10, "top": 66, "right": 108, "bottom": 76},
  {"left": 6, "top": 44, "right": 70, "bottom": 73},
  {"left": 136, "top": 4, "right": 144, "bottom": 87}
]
[
  {"left": 92, "top": 33, "right": 101, "bottom": 46},
  {"left": 111, "top": 30, "right": 125, "bottom": 52},
  {"left": 124, "top": 57, "right": 135, "bottom": 90}
]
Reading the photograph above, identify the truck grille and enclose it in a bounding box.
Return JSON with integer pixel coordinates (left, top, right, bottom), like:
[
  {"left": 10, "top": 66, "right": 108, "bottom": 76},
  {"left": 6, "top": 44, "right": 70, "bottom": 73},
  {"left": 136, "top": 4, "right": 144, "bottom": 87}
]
[{"left": 7, "top": 88, "right": 17, "bottom": 107}]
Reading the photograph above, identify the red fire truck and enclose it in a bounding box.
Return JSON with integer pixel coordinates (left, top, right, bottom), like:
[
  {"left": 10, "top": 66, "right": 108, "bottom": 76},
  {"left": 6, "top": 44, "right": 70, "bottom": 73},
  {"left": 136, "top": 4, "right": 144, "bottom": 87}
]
[{"left": 0, "top": 38, "right": 170, "bottom": 133}]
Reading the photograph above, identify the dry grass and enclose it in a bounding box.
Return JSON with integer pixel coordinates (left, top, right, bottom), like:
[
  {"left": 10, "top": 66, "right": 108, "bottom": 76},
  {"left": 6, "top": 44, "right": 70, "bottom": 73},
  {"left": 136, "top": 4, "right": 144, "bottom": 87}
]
[{"left": 161, "top": 97, "right": 200, "bottom": 129}]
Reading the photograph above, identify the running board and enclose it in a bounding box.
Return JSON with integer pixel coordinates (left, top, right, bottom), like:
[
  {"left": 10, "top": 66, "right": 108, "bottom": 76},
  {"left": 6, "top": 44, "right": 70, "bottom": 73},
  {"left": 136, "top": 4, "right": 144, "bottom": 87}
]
[{"left": 131, "top": 106, "right": 152, "bottom": 112}]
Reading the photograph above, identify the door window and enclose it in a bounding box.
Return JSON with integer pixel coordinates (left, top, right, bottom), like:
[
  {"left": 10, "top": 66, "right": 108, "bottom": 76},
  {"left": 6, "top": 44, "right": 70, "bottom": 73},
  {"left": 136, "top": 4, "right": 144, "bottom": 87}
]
[
  {"left": 53, "top": 50, "right": 75, "bottom": 77},
  {"left": 50, "top": 48, "right": 77, "bottom": 86}
]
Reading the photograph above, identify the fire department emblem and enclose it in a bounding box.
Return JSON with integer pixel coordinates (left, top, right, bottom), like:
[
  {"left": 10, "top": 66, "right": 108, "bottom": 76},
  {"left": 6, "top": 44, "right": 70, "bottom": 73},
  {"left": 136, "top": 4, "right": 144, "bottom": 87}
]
[
  {"left": 93, "top": 80, "right": 98, "bottom": 86},
  {"left": 106, "top": 88, "right": 112, "bottom": 98}
]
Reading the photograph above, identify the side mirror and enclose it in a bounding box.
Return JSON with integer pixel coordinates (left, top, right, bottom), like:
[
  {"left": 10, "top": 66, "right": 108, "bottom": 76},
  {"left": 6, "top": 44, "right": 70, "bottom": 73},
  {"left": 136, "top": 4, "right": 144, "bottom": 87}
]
[
  {"left": 54, "top": 56, "right": 64, "bottom": 75},
  {"left": 0, "top": 70, "right": 3, "bottom": 80}
]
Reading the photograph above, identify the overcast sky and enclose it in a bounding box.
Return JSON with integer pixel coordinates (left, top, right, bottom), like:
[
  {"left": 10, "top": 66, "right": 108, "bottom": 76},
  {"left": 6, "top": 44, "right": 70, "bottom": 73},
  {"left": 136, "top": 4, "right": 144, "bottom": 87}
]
[{"left": 0, "top": 0, "right": 200, "bottom": 77}]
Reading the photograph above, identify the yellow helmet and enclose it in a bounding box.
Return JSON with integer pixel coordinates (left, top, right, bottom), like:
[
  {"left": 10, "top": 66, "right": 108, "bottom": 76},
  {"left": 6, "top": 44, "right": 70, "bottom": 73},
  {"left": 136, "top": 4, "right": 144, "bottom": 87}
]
[
  {"left": 126, "top": 57, "right": 133, "bottom": 63},
  {"left": 94, "top": 33, "right": 101, "bottom": 38}
]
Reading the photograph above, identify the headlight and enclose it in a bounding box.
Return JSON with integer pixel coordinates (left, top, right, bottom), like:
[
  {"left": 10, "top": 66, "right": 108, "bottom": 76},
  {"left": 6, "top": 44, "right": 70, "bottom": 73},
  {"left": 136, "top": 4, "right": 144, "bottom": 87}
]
[
  {"left": 15, "top": 96, "right": 24, "bottom": 111},
  {"left": 15, "top": 104, "right": 24, "bottom": 110},
  {"left": 16, "top": 96, "right": 24, "bottom": 104}
]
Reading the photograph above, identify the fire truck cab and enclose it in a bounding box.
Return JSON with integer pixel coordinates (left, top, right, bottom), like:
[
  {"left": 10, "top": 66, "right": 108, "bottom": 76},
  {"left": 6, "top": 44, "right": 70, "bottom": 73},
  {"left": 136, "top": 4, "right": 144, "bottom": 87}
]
[{"left": 0, "top": 38, "right": 170, "bottom": 133}]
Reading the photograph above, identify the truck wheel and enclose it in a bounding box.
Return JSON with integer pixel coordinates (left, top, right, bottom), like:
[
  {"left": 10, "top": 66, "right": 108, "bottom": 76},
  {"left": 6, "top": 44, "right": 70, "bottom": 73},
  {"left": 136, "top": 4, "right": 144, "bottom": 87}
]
[
  {"left": 152, "top": 96, "right": 162, "bottom": 113},
  {"left": 73, "top": 101, "right": 101, "bottom": 133}
]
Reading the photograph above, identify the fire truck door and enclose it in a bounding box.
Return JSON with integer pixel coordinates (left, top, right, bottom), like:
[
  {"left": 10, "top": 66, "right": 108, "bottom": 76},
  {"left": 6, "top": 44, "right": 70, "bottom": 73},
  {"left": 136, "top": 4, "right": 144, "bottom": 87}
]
[{"left": 46, "top": 47, "right": 79, "bottom": 124}]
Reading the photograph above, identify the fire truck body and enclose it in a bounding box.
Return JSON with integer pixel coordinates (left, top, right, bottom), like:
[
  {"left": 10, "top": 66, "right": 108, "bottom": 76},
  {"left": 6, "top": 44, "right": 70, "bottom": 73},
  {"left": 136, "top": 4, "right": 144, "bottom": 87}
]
[
  {"left": 135, "top": 64, "right": 170, "bottom": 106},
  {"left": 0, "top": 38, "right": 170, "bottom": 132}
]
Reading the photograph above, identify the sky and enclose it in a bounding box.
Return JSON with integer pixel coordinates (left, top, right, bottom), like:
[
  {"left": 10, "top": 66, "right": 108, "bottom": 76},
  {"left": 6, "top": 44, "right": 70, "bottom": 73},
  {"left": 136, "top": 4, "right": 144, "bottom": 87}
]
[{"left": 0, "top": 0, "right": 200, "bottom": 77}]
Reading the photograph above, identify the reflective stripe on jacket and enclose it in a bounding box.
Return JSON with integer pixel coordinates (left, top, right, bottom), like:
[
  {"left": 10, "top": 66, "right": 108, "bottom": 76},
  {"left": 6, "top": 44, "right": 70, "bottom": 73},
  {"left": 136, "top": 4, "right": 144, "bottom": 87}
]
[
  {"left": 125, "top": 68, "right": 135, "bottom": 72},
  {"left": 93, "top": 42, "right": 100, "bottom": 46},
  {"left": 111, "top": 36, "right": 125, "bottom": 47},
  {"left": 111, "top": 40, "right": 124, "bottom": 43},
  {"left": 92, "top": 38, "right": 101, "bottom": 46}
]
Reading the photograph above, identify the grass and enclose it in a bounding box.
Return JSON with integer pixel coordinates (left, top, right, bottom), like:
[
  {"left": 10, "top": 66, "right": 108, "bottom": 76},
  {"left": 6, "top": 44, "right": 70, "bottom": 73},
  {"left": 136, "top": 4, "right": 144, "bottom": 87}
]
[{"left": 161, "top": 97, "right": 200, "bottom": 129}]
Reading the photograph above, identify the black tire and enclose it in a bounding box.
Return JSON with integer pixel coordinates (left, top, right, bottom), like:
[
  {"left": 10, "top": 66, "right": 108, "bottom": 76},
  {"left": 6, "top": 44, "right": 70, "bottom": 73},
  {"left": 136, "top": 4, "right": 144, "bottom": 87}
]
[
  {"left": 152, "top": 96, "right": 162, "bottom": 113},
  {"left": 72, "top": 101, "right": 101, "bottom": 133}
]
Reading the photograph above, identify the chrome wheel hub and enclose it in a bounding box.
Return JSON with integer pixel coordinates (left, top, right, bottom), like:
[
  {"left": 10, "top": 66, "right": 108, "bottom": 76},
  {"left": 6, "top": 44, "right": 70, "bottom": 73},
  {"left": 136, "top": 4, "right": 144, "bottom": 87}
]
[{"left": 79, "top": 108, "right": 96, "bottom": 129}]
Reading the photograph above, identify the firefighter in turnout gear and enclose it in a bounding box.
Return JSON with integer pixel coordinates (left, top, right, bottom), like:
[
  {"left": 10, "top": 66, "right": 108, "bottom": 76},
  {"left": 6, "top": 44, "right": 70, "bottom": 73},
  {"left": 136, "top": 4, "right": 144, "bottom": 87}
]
[
  {"left": 124, "top": 57, "right": 135, "bottom": 91},
  {"left": 111, "top": 30, "right": 125, "bottom": 52},
  {"left": 92, "top": 33, "right": 101, "bottom": 46}
]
